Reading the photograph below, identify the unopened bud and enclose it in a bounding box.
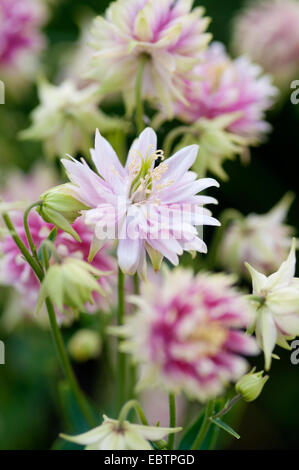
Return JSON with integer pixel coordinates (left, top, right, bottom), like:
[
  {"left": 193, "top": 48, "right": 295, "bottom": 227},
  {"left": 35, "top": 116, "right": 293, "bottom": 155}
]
[
  {"left": 236, "top": 368, "right": 269, "bottom": 402},
  {"left": 68, "top": 329, "right": 102, "bottom": 362},
  {"left": 38, "top": 184, "right": 89, "bottom": 241}
]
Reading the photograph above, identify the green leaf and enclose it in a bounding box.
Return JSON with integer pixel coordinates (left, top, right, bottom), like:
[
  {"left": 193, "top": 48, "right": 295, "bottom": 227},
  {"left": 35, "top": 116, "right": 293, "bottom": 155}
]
[{"left": 210, "top": 418, "right": 240, "bottom": 440}]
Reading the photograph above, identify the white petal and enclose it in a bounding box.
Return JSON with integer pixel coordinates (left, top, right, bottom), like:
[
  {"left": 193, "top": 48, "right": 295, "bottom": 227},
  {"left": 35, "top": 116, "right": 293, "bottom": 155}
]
[
  {"left": 117, "top": 238, "right": 142, "bottom": 275},
  {"left": 257, "top": 309, "right": 277, "bottom": 370},
  {"left": 126, "top": 128, "right": 157, "bottom": 170},
  {"left": 267, "top": 238, "right": 297, "bottom": 290},
  {"left": 92, "top": 129, "right": 125, "bottom": 182},
  {"left": 245, "top": 262, "right": 268, "bottom": 295},
  {"left": 163, "top": 145, "right": 199, "bottom": 182}
]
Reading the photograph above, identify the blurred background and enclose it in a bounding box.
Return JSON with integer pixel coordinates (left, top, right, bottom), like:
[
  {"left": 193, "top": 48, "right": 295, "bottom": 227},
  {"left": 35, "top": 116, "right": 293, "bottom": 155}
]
[{"left": 1, "top": 0, "right": 299, "bottom": 450}]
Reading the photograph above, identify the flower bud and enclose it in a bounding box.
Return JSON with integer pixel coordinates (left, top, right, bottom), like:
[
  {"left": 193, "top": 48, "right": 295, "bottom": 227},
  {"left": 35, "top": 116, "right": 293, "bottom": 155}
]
[
  {"left": 35, "top": 258, "right": 108, "bottom": 313},
  {"left": 38, "top": 184, "right": 89, "bottom": 241},
  {"left": 68, "top": 329, "right": 102, "bottom": 362},
  {"left": 236, "top": 369, "right": 269, "bottom": 402}
]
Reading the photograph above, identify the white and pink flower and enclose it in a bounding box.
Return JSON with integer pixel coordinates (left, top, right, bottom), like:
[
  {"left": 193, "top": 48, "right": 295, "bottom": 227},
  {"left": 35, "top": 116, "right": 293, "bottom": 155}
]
[
  {"left": 175, "top": 43, "right": 277, "bottom": 142},
  {"left": 0, "top": 0, "right": 47, "bottom": 87},
  {"left": 62, "top": 127, "right": 220, "bottom": 277},
  {"left": 0, "top": 212, "right": 116, "bottom": 316},
  {"left": 116, "top": 268, "right": 258, "bottom": 401},
  {"left": 232, "top": 0, "right": 299, "bottom": 90},
  {"left": 87, "top": 0, "right": 211, "bottom": 116}
]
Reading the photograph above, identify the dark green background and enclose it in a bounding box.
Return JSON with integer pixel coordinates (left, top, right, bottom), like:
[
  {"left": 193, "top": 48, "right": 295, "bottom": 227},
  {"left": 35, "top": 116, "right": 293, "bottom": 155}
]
[{"left": 0, "top": 0, "right": 299, "bottom": 450}]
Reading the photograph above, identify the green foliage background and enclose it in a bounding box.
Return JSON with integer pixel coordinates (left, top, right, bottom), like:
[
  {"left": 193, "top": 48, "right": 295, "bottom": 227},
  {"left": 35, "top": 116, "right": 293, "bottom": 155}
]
[{"left": 0, "top": 0, "right": 299, "bottom": 449}]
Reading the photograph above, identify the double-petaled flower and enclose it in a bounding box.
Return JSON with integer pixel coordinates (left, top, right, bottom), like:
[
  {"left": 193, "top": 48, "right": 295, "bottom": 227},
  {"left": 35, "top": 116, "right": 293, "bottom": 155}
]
[
  {"left": 246, "top": 238, "right": 299, "bottom": 370},
  {"left": 62, "top": 128, "right": 220, "bottom": 277},
  {"left": 87, "top": 0, "right": 211, "bottom": 116}
]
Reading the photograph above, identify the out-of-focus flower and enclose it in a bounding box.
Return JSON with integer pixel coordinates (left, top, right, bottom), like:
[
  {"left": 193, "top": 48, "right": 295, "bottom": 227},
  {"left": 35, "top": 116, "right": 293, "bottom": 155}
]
[
  {"left": 87, "top": 0, "right": 211, "bottom": 116},
  {"left": 246, "top": 238, "right": 299, "bottom": 370},
  {"left": 36, "top": 258, "right": 108, "bottom": 313},
  {"left": 60, "top": 414, "right": 181, "bottom": 450},
  {"left": 0, "top": 213, "right": 116, "bottom": 318},
  {"left": 68, "top": 329, "right": 102, "bottom": 362},
  {"left": 38, "top": 184, "right": 89, "bottom": 241},
  {"left": 0, "top": 164, "right": 57, "bottom": 206},
  {"left": 114, "top": 268, "right": 258, "bottom": 402},
  {"left": 62, "top": 127, "right": 220, "bottom": 277},
  {"left": 220, "top": 193, "right": 295, "bottom": 278},
  {"left": 20, "top": 78, "right": 129, "bottom": 158},
  {"left": 0, "top": 0, "right": 48, "bottom": 93},
  {"left": 236, "top": 368, "right": 269, "bottom": 402},
  {"left": 173, "top": 114, "right": 248, "bottom": 180},
  {"left": 176, "top": 43, "right": 277, "bottom": 143},
  {"left": 232, "top": 0, "right": 299, "bottom": 90},
  {"left": 140, "top": 388, "right": 186, "bottom": 427}
]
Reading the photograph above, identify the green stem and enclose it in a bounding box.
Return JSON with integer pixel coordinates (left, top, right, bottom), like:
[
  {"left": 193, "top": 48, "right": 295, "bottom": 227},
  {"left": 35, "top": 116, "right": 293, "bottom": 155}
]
[
  {"left": 136, "top": 54, "right": 148, "bottom": 134},
  {"left": 46, "top": 298, "right": 96, "bottom": 427},
  {"left": 191, "top": 399, "right": 215, "bottom": 450},
  {"left": 23, "top": 201, "right": 42, "bottom": 259},
  {"left": 2, "top": 212, "right": 96, "bottom": 427},
  {"left": 2, "top": 213, "right": 44, "bottom": 281},
  {"left": 118, "top": 399, "right": 148, "bottom": 426},
  {"left": 117, "top": 268, "right": 126, "bottom": 412},
  {"left": 167, "top": 393, "right": 176, "bottom": 450}
]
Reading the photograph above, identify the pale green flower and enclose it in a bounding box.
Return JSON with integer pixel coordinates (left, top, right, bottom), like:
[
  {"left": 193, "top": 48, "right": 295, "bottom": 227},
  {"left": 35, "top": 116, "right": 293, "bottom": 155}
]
[
  {"left": 20, "top": 78, "right": 129, "bottom": 158},
  {"left": 246, "top": 238, "right": 299, "bottom": 370},
  {"left": 36, "top": 258, "right": 108, "bottom": 313},
  {"left": 68, "top": 329, "right": 102, "bottom": 363},
  {"left": 60, "top": 415, "right": 181, "bottom": 450}
]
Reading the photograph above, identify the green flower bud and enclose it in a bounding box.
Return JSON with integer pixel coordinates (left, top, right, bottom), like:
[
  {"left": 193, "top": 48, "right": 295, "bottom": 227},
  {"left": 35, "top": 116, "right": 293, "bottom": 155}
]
[
  {"left": 236, "top": 368, "right": 269, "bottom": 402},
  {"left": 35, "top": 258, "right": 108, "bottom": 313},
  {"left": 38, "top": 184, "right": 89, "bottom": 241},
  {"left": 68, "top": 329, "right": 102, "bottom": 362}
]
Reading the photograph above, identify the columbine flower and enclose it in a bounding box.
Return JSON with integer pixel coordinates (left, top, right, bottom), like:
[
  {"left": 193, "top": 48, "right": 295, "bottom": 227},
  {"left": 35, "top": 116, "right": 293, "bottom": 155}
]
[
  {"left": 62, "top": 127, "right": 220, "bottom": 277},
  {"left": 60, "top": 415, "right": 181, "bottom": 450},
  {"left": 236, "top": 368, "right": 269, "bottom": 402},
  {"left": 20, "top": 78, "right": 129, "bottom": 158},
  {"left": 0, "top": 0, "right": 47, "bottom": 91},
  {"left": 246, "top": 238, "right": 299, "bottom": 370},
  {"left": 0, "top": 212, "right": 116, "bottom": 317},
  {"left": 220, "top": 193, "right": 295, "bottom": 278},
  {"left": 115, "top": 268, "right": 258, "bottom": 402},
  {"left": 87, "top": 0, "right": 211, "bottom": 116},
  {"left": 175, "top": 42, "right": 277, "bottom": 143},
  {"left": 232, "top": 0, "right": 299, "bottom": 90}
]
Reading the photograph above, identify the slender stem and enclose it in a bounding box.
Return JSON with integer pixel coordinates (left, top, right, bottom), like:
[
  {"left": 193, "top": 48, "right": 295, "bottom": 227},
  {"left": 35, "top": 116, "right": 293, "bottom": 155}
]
[
  {"left": 167, "top": 393, "right": 176, "bottom": 450},
  {"left": 2, "top": 212, "right": 96, "bottom": 427},
  {"left": 2, "top": 213, "right": 44, "bottom": 281},
  {"left": 191, "top": 399, "right": 215, "bottom": 450},
  {"left": 117, "top": 268, "right": 126, "bottom": 412},
  {"left": 23, "top": 201, "right": 42, "bottom": 258},
  {"left": 212, "top": 395, "right": 242, "bottom": 420},
  {"left": 136, "top": 54, "right": 148, "bottom": 134},
  {"left": 46, "top": 298, "right": 96, "bottom": 427},
  {"left": 118, "top": 399, "right": 148, "bottom": 426}
]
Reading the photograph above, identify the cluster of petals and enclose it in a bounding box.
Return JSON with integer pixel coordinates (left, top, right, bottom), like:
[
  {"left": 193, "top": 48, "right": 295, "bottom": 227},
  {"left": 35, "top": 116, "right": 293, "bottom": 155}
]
[
  {"left": 62, "top": 127, "right": 220, "bottom": 277},
  {"left": 87, "top": 0, "right": 211, "bottom": 115},
  {"left": 175, "top": 42, "right": 277, "bottom": 142},
  {"left": 116, "top": 268, "right": 259, "bottom": 401},
  {"left": 247, "top": 239, "right": 299, "bottom": 370}
]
